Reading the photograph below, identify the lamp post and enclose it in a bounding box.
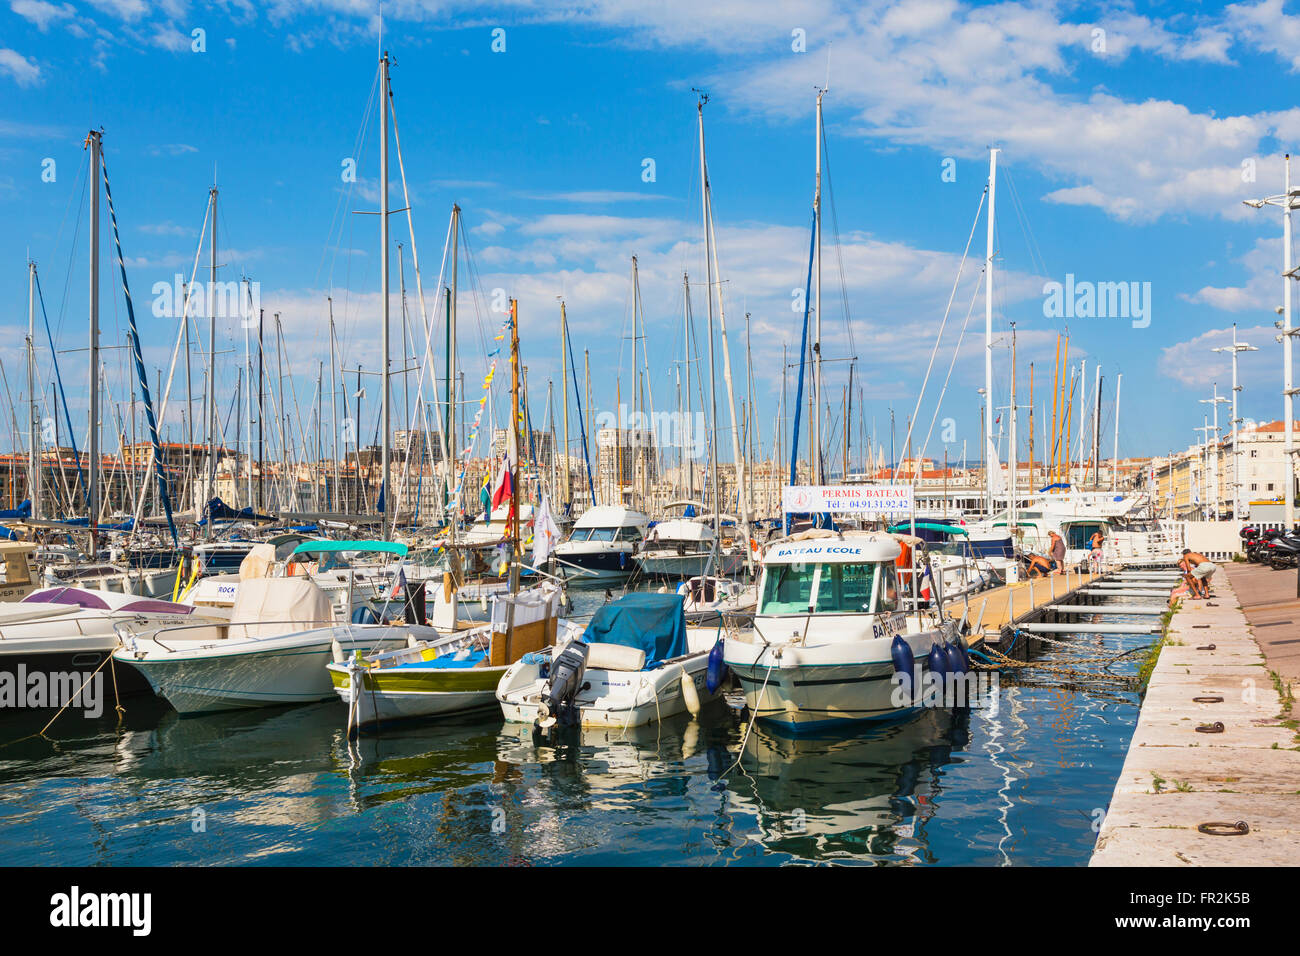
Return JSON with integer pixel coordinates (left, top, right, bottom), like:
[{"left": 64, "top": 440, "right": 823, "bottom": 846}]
[
  {"left": 1212, "top": 325, "right": 1257, "bottom": 523},
  {"left": 1200, "top": 384, "right": 1229, "bottom": 520},
  {"left": 1243, "top": 154, "right": 1300, "bottom": 528}
]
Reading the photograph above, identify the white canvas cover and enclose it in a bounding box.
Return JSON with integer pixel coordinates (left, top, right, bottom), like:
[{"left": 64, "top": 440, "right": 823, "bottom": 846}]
[
  {"left": 238, "top": 543, "right": 277, "bottom": 580},
  {"left": 229, "top": 576, "right": 333, "bottom": 639}
]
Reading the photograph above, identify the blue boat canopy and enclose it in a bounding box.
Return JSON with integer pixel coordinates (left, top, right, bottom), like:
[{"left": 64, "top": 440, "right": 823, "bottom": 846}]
[
  {"left": 582, "top": 593, "right": 687, "bottom": 667},
  {"left": 290, "top": 539, "right": 408, "bottom": 558}
]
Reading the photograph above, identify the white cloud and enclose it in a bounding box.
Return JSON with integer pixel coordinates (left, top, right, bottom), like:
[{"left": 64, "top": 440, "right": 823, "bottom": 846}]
[
  {"left": 10, "top": 0, "right": 76, "bottom": 31},
  {"left": 0, "top": 48, "right": 41, "bottom": 87}
]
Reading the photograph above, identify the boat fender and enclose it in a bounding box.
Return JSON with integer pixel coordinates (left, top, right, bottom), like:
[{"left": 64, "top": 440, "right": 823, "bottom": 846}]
[
  {"left": 706, "top": 637, "right": 728, "bottom": 693},
  {"left": 944, "top": 641, "right": 967, "bottom": 675},
  {"left": 680, "top": 667, "right": 702, "bottom": 716},
  {"left": 950, "top": 637, "right": 971, "bottom": 673},
  {"left": 330, "top": 637, "right": 345, "bottom": 664},
  {"left": 891, "top": 636, "right": 915, "bottom": 698},
  {"left": 927, "top": 643, "right": 948, "bottom": 681}
]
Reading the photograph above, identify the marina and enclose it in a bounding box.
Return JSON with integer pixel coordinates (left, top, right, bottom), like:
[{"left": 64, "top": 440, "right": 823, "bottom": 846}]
[{"left": 0, "top": 4, "right": 1295, "bottom": 930}]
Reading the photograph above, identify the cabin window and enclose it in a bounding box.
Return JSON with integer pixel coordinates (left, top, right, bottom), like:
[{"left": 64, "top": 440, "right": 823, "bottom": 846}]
[
  {"left": 758, "top": 563, "right": 816, "bottom": 614},
  {"left": 586, "top": 528, "right": 617, "bottom": 543},
  {"left": 813, "top": 563, "right": 876, "bottom": 613},
  {"left": 877, "top": 565, "right": 899, "bottom": 612}
]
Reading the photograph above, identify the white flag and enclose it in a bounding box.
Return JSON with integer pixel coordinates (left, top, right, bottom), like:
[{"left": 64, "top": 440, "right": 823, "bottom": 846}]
[{"left": 532, "top": 493, "right": 560, "bottom": 566}]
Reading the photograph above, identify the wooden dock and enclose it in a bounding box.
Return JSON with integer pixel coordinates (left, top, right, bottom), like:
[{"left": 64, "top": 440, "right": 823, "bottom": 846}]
[
  {"left": 945, "top": 569, "right": 1101, "bottom": 650},
  {"left": 947, "top": 566, "right": 1181, "bottom": 657}
]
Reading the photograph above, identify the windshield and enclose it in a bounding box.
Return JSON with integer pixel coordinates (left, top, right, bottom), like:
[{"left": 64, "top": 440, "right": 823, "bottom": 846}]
[{"left": 759, "top": 561, "right": 885, "bottom": 615}]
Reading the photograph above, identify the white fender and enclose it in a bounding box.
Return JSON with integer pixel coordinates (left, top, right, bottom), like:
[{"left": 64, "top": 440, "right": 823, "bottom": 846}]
[{"left": 680, "top": 666, "right": 701, "bottom": 716}]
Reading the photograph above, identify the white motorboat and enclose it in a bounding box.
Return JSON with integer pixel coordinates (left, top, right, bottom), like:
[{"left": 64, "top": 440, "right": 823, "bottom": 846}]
[
  {"left": 553, "top": 505, "right": 648, "bottom": 583},
  {"left": 724, "top": 530, "right": 969, "bottom": 734},
  {"left": 633, "top": 519, "right": 727, "bottom": 578},
  {"left": 676, "top": 575, "right": 758, "bottom": 625},
  {"left": 0, "top": 586, "right": 220, "bottom": 697},
  {"left": 496, "top": 592, "right": 721, "bottom": 730},
  {"left": 113, "top": 541, "right": 420, "bottom": 715}
]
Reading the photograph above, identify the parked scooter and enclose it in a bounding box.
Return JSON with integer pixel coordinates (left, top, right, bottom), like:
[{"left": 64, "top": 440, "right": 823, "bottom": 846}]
[{"left": 1265, "top": 527, "right": 1300, "bottom": 570}]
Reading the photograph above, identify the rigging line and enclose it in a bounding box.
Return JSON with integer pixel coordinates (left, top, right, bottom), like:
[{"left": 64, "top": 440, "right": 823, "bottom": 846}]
[
  {"left": 128, "top": 197, "right": 212, "bottom": 539},
  {"left": 33, "top": 270, "right": 88, "bottom": 507},
  {"left": 318, "top": 60, "right": 382, "bottom": 292},
  {"left": 54, "top": 152, "right": 91, "bottom": 348},
  {"left": 100, "top": 149, "right": 181, "bottom": 546},
  {"left": 894, "top": 185, "right": 987, "bottom": 482},
  {"left": 915, "top": 264, "right": 985, "bottom": 467},
  {"left": 819, "top": 119, "right": 856, "bottom": 358},
  {"left": 388, "top": 93, "right": 454, "bottom": 480}
]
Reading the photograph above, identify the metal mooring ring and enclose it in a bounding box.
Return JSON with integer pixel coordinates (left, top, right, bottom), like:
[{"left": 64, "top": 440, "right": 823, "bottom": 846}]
[
  {"left": 1196, "top": 644, "right": 1217, "bottom": 651},
  {"left": 1195, "top": 722, "right": 1225, "bottom": 734},
  {"left": 1198, "top": 821, "right": 1249, "bottom": 836},
  {"left": 1193, "top": 696, "right": 1224, "bottom": 703}
]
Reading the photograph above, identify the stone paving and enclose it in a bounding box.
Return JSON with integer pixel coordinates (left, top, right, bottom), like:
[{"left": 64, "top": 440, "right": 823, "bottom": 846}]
[{"left": 1090, "top": 570, "right": 1300, "bottom": 866}]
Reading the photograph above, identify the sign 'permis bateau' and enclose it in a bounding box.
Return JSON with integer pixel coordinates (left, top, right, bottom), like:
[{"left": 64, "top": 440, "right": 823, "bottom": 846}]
[{"left": 781, "top": 485, "right": 915, "bottom": 515}]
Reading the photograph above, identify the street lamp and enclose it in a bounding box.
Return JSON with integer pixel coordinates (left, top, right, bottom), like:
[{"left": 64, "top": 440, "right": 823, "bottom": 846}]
[
  {"left": 1212, "top": 325, "right": 1257, "bottom": 522},
  {"left": 1243, "top": 154, "right": 1300, "bottom": 527}
]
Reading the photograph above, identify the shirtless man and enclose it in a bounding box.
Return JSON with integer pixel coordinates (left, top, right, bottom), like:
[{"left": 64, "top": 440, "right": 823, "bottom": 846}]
[
  {"left": 1089, "top": 530, "right": 1105, "bottom": 572},
  {"left": 1180, "top": 549, "right": 1217, "bottom": 599}
]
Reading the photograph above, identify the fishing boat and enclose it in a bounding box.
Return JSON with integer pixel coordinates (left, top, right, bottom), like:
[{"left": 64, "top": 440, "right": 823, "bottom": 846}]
[
  {"left": 496, "top": 592, "right": 721, "bottom": 730},
  {"left": 327, "top": 295, "right": 566, "bottom": 733},
  {"left": 723, "top": 530, "right": 968, "bottom": 734},
  {"left": 552, "top": 505, "right": 648, "bottom": 582},
  {"left": 328, "top": 582, "right": 563, "bottom": 731}
]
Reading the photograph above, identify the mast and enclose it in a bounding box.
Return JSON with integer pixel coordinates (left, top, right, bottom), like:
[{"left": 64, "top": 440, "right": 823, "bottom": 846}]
[
  {"left": 509, "top": 298, "right": 521, "bottom": 593},
  {"left": 1112, "top": 373, "right": 1122, "bottom": 494},
  {"left": 695, "top": 95, "right": 721, "bottom": 549},
  {"left": 205, "top": 184, "right": 217, "bottom": 538},
  {"left": 449, "top": 203, "right": 459, "bottom": 526},
  {"left": 328, "top": 298, "right": 338, "bottom": 511},
  {"left": 87, "top": 129, "right": 101, "bottom": 540},
  {"left": 379, "top": 50, "right": 392, "bottom": 539},
  {"left": 984, "top": 146, "right": 998, "bottom": 515},
  {"left": 1009, "top": 323, "right": 1017, "bottom": 529},
  {"left": 813, "top": 88, "right": 824, "bottom": 485},
  {"left": 559, "top": 298, "right": 570, "bottom": 511},
  {"left": 27, "top": 259, "right": 40, "bottom": 520},
  {"left": 683, "top": 272, "right": 693, "bottom": 500}
]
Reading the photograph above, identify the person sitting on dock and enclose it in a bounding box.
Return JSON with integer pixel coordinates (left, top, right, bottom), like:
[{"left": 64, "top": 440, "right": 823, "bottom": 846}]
[
  {"left": 1180, "top": 549, "right": 1217, "bottom": 599},
  {"left": 1048, "top": 531, "right": 1066, "bottom": 573}
]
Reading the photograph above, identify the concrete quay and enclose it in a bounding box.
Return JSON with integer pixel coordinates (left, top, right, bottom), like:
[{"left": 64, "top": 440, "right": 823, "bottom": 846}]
[{"left": 1090, "top": 565, "right": 1300, "bottom": 866}]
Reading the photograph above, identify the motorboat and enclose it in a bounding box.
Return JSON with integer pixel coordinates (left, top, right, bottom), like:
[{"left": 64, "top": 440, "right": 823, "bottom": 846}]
[
  {"left": 676, "top": 575, "right": 758, "bottom": 626},
  {"left": 724, "top": 529, "right": 969, "bottom": 734},
  {"left": 0, "top": 586, "right": 219, "bottom": 697},
  {"left": 633, "top": 518, "right": 725, "bottom": 578},
  {"left": 113, "top": 542, "right": 421, "bottom": 715},
  {"left": 496, "top": 592, "right": 721, "bottom": 730},
  {"left": 552, "top": 505, "right": 648, "bottom": 583}
]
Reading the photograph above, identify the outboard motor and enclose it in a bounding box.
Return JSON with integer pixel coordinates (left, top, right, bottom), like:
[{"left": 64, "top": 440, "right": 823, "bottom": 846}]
[{"left": 535, "top": 640, "right": 591, "bottom": 732}]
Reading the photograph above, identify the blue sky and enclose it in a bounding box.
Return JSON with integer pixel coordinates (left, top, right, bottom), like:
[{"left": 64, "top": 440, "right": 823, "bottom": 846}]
[{"left": 1, "top": 0, "right": 1299, "bottom": 473}]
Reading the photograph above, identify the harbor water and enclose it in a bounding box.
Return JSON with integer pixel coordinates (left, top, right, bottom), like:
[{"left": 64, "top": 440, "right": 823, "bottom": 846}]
[{"left": 0, "top": 588, "right": 1158, "bottom": 866}]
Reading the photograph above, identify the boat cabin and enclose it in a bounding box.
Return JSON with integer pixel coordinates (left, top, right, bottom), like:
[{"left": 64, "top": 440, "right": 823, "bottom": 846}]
[{"left": 757, "top": 532, "right": 903, "bottom": 617}]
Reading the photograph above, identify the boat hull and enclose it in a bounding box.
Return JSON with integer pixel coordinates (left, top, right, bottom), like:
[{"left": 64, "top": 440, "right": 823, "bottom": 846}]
[
  {"left": 724, "top": 624, "right": 958, "bottom": 734},
  {"left": 329, "top": 663, "right": 505, "bottom": 731},
  {"left": 115, "top": 625, "right": 409, "bottom": 716}
]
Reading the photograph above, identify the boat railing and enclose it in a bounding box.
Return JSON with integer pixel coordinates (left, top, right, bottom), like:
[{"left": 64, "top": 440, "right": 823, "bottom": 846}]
[{"left": 114, "top": 617, "right": 345, "bottom": 652}]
